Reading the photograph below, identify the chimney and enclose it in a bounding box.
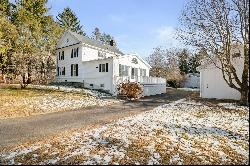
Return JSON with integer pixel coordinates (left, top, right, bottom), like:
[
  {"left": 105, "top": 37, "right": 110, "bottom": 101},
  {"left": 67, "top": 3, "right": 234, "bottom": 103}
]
[
  {"left": 110, "top": 39, "right": 114, "bottom": 46},
  {"left": 95, "top": 31, "right": 101, "bottom": 41}
]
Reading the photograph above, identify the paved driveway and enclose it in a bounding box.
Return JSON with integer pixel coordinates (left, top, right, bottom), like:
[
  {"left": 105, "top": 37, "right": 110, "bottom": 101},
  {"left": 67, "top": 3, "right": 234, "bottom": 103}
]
[{"left": 0, "top": 88, "right": 198, "bottom": 147}]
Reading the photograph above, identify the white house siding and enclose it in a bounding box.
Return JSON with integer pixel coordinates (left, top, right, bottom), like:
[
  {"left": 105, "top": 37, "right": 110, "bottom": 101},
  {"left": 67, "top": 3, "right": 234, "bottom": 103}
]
[
  {"left": 199, "top": 57, "right": 244, "bottom": 100},
  {"left": 82, "top": 44, "right": 118, "bottom": 62},
  {"left": 112, "top": 54, "right": 166, "bottom": 96},
  {"left": 112, "top": 54, "right": 150, "bottom": 77},
  {"left": 81, "top": 58, "right": 114, "bottom": 93},
  {"left": 112, "top": 54, "right": 149, "bottom": 94},
  {"left": 57, "top": 31, "right": 80, "bottom": 48},
  {"left": 56, "top": 44, "right": 84, "bottom": 82}
]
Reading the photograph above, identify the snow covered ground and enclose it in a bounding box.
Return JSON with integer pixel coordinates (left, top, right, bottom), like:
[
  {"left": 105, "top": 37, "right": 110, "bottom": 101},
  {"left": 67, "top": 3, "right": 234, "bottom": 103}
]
[
  {"left": 177, "top": 87, "right": 200, "bottom": 92},
  {"left": 28, "top": 84, "right": 113, "bottom": 98},
  {"left": 0, "top": 99, "right": 248, "bottom": 165},
  {"left": 166, "top": 87, "right": 200, "bottom": 92},
  {"left": 0, "top": 87, "right": 119, "bottom": 119}
]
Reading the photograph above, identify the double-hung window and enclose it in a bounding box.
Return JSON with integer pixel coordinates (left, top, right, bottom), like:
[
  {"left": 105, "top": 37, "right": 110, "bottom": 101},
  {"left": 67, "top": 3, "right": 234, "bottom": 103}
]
[
  {"left": 61, "top": 51, "right": 64, "bottom": 60},
  {"left": 71, "top": 47, "right": 79, "bottom": 58},
  {"left": 119, "top": 64, "right": 129, "bottom": 76},
  {"left": 140, "top": 69, "right": 146, "bottom": 77},
  {"left": 131, "top": 68, "right": 138, "bottom": 79},
  {"left": 62, "top": 67, "right": 65, "bottom": 75},
  {"left": 58, "top": 51, "right": 64, "bottom": 60},
  {"left": 58, "top": 52, "right": 61, "bottom": 60},
  {"left": 131, "top": 68, "right": 135, "bottom": 79},
  {"left": 57, "top": 67, "right": 66, "bottom": 76},
  {"left": 99, "top": 63, "right": 108, "bottom": 72},
  {"left": 71, "top": 64, "right": 78, "bottom": 76},
  {"left": 57, "top": 67, "right": 60, "bottom": 76}
]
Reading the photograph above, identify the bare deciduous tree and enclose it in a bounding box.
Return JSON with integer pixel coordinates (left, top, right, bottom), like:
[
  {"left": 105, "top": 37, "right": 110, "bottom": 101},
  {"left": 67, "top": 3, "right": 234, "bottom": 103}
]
[
  {"left": 147, "top": 47, "right": 186, "bottom": 88},
  {"left": 178, "top": 0, "right": 249, "bottom": 104}
]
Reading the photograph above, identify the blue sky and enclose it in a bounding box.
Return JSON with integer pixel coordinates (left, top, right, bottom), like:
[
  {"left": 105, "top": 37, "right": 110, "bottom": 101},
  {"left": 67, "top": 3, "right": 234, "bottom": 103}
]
[{"left": 47, "top": 0, "right": 187, "bottom": 58}]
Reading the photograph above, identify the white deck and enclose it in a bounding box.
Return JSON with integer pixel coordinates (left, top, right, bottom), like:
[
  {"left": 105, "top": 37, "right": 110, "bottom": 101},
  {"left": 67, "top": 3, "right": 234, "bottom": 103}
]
[
  {"left": 114, "top": 76, "right": 166, "bottom": 85},
  {"left": 114, "top": 76, "right": 166, "bottom": 96}
]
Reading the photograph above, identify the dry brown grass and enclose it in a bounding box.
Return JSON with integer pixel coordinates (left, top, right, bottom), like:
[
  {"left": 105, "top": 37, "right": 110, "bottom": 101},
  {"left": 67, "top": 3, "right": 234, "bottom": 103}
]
[{"left": 0, "top": 87, "right": 91, "bottom": 119}]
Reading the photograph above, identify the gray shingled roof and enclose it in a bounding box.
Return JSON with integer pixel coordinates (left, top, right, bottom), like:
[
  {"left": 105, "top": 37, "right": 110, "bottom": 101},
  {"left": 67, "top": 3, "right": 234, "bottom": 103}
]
[{"left": 69, "top": 30, "right": 124, "bottom": 55}]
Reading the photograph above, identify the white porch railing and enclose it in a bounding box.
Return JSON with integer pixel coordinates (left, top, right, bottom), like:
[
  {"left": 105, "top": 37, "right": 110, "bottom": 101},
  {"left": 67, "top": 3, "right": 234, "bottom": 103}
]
[{"left": 114, "top": 76, "right": 166, "bottom": 85}]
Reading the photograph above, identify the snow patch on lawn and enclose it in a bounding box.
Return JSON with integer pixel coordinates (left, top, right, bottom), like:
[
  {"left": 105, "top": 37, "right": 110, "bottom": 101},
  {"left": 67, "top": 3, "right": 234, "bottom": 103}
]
[
  {"left": 177, "top": 88, "right": 200, "bottom": 92},
  {"left": 1, "top": 99, "right": 248, "bottom": 165},
  {"left": 218, "top": 102, "right": 249, "bottom": 111},
  {"left": 28, "top": 84, "right": 112, "bottom": 98}
]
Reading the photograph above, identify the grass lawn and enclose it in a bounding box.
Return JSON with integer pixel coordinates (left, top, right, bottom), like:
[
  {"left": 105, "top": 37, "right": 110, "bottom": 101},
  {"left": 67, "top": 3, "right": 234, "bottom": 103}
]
[
  {"left": 0, "top": 98, "right": 248, "bottom": 165},
  {"left": 0, "top": 87, "right": 112, "bottom": 119}
]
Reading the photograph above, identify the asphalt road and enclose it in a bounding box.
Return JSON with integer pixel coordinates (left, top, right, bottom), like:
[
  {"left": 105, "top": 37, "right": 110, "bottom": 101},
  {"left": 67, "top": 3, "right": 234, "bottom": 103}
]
[{"left": 0, "top": 88, "right": 197, "bottom": 147}]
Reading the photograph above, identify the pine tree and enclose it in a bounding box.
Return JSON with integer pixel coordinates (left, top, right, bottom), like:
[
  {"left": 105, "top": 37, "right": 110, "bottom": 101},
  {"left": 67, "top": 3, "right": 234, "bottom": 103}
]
[
  {"left": 0, "top": 0, "right": 12, "bottom": 18},
  {"left": 92, "top": 27, "right": 117, "bottom": 46},
  {"left": 92, "top": 27, "right": 101, "bottom": 40},
  {"left": 56, "top": 7, "right": 85, "bottom": 35},
  {"left": 178, "top": 49, "right": 189, "bottom": 74},
  {"left": 100, "top": 33, "right": 112, "bottom": 44},
  {"left": 11, "top": 0, "right": 63, "bottom": 87},
  {"left": 188, "top": 54, "right": 200, "bottom": 73}
]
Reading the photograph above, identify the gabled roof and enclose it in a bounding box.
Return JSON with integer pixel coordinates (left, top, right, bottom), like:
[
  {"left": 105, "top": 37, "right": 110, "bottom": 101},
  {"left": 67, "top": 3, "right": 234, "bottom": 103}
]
[
  {"left": 125, "top": 53, "right": 152, "bottom": 69},
  {"left": 67, "top": 30, "right": 124, "bottom": 55}
]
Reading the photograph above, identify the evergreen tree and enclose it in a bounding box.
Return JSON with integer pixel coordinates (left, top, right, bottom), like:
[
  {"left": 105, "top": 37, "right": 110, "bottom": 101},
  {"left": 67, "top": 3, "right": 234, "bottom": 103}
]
[
  {"left": 92, "top": 27, "right": 101, "bottom": 40},
  {"left": 10, "top": 0, "right": 62, "bottom": 87},
  {"left": 178, "top": 49, "right": 189, "bottom": 74},
  {"left": 188, "top": 54, "right": 200, "bottom": 73},
  {"left": 100, "top": 33, "right": 112, "bottom": 44},
  {"left": 56, "top": 7, "right": 85, "bottom": 35},
  {"left": 0, "top": 0, "right": 17, "bottom": 76},
  {"left": 0, "top": 0, "right": 12, "bottom": 18},
  {"left": 92, "top": 27, "right": 116, "bottom": 46}
]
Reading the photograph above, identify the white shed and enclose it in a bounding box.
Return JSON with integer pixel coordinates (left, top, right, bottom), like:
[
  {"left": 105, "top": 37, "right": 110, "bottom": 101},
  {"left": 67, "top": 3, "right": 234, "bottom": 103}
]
[{"left": 197, "top": 45, "right": 244, "bottom": 100}]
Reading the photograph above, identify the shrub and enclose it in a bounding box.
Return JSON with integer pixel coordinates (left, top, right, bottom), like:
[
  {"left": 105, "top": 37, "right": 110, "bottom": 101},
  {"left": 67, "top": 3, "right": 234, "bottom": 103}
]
[{"left": 117, "top": 81, "right": 143, "bottom": 100}]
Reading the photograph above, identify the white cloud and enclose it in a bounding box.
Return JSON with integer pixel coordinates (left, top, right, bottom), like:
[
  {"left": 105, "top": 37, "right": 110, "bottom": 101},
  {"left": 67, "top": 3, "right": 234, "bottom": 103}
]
[{"left": 153, "top": 26, "right": 184, "bottom": 48}]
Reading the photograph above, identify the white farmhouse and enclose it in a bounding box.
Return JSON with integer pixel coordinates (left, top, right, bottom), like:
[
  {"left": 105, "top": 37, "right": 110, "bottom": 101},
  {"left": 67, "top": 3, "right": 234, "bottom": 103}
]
[
  {"left": 197, "top": 45, "right": 245, "bottom": 100},
  {"left": 55, "top": 30, "right": 166, "bottom": 96}
]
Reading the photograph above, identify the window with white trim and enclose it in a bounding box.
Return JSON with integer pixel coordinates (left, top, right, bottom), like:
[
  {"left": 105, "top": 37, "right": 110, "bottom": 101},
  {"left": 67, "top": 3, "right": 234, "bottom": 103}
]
[
  {"left": 57, "top": 67, "right": 65, "bottom": 76},
  {"left": 71, "top": 48, "right": 79, "bottom": 58},
  {"left": 58, "top": 52, "right": 61, "bottom": 60},
  {"left": 61, "top": 51, "right": 64, "bottom": 60},
  {"left": 71, "top": 64, "right": 78, "bottom": 76},
  {"left": 140, "top": 68, "right": 146, "bottom": 77},
  {"left": 119, "top": 64, "right": 129, "bottom": 76},
  {"left": 99, "top": 63, "right": 108, "bottom": 72},
  {"left": 131, "top": 68, "right": 138, "bottom": 79},
  {"left": 62, "top": 67, "right": 65, "bottom": 75}
]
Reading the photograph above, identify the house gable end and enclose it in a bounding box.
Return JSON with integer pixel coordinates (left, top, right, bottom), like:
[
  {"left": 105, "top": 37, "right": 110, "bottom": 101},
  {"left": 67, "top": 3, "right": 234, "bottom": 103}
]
[
  {"left": 130, "top": 54, "right": 151, "bottom": 69},
  {"left": 57, "top": 31, "right": 81, "bottom": 49}
]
